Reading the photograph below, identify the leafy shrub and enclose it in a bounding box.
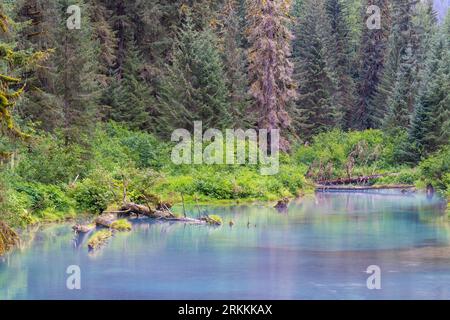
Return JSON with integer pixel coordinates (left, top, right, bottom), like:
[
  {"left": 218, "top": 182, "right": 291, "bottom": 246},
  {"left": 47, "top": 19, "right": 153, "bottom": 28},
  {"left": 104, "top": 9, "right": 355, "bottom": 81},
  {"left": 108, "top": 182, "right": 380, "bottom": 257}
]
[
  {"left": 0, "top": 173, "right": 31, "bottom": 226},
  {"left": 14, "top": 132, "right": 90, "bottom": 185},
  {"left": 418, "top": 147, "right": 450, "bottom": 191},
  {"left": 374, "top": 168, "right": 419, "bottom": 185},
  {"left": 14, "top": 182, "right": 74, "bottom": 212},
  {"left": 194, "top": 172, "right": 235, "bottom": 199},
  {"left": 99, "top": 122, "right": 170, "bottom": 170},
  {"left": 293, "top": 129, "right": 401, "bottom": 179},
  {"left": 71, "top": 176, "right": 115, "bottom": 214}
]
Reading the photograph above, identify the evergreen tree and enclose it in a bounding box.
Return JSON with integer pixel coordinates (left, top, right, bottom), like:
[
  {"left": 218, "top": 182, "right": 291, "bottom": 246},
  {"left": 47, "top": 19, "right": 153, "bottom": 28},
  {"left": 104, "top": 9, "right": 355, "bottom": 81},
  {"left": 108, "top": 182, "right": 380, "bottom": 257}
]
[
  {"left": 14, "top": 0, "right": 61, "bottom": 132},
  {"left": 376, "top": 0, "right": 418, "bottom": 130},
  {"left": 325, "top": 0, "right": 356, "bottom": 130},
  {"left": 352, "top": 0, "right": 390, "bottom": 130},
  {"left": 157, "top": 11, "right": 231, "bottom": 137},
  {"left": 292, "top": 0, "right": 337, "bottom": 140},
  {"left": 408, "top": 14, "right": 450, "bottom": 160},
  {"left": 218, "top": 0, "right": 249, "bottom": 127},
  {"left": 53, "top": 0, "right": 101, "bottom": 144},
  {"left": 247, "top": 0, "right": 296, "bottom": 150},
  {"left": 106, "top": 42, "right": 154, "bottom": 130},
  {"left": 414, "top": 0, "right": 438, "bottom": 72},
  {"left": 0, "top": 4, "right": 50, "bottom": 143},
  {"left": 383, "top": 43, "right": 416, "bottom": 131}
]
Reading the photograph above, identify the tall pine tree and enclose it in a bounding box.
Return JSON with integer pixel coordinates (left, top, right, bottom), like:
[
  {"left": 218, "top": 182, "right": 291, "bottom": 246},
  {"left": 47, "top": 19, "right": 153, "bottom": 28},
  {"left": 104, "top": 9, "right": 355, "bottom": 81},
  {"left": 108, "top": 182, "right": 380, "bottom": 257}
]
[
  {"left": 408, "top": 13, "right": 450, "bottom": 161},
  {"left": 54, "top": 0, "right": 101, "bottom": 144},
  {"left": 157, "top": 10, "right": 231, "bottom": 137},
  {"left": 106, "top": 42, "right": 154, "bottom": 130},
  {"left": 352, "top": 0, "right": 390, "bottom": 130},
  {"left": 325, "top": 0, "right": 356, "bottom": 130},
  {"left": 292, "top": 0, "right": 337, "bottom": 140},
  {"left": 247, "top": 0, "right": 296, "bottom": 150},
  {"left": 378, "top": 0, "right": 419, "bottom": 131},
  {"left": 14, "top": 0, "right": 61, "bottom": 132},
  {"left": 217, "top": 0, "right": 249, "bottom": 128}
]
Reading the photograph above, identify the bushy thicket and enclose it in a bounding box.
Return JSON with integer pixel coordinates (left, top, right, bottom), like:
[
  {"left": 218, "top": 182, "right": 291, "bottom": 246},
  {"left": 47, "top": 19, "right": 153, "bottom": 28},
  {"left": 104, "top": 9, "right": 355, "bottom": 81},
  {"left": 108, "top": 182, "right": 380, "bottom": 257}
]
[
  {"left": 1, "top": 122, "right": 448, "bottom": 227},
  {"left": 0, "top": 122, "right": 309, "bottom": 226},
  {"left": 417, "top": 146, "right": 450, "bottom": 195}
]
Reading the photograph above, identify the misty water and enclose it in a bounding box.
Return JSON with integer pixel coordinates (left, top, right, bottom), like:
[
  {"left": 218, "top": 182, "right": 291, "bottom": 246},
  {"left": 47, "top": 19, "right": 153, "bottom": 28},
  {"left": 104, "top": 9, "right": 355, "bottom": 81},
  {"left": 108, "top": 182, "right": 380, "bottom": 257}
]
[{"left": 1, "top": 190, "right": 449, "bottom": 300}]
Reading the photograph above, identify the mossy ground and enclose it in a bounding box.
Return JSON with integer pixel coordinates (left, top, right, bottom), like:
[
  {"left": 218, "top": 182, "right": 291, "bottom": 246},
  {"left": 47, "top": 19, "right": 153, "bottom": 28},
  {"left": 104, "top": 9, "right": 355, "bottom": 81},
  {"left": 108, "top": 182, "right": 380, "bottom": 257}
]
[
  {"left": 110, "top": 219, "right": 132, "bottom": 231},
  {"left": 87, "top": 230, "right": 112, "bottom": 250}
]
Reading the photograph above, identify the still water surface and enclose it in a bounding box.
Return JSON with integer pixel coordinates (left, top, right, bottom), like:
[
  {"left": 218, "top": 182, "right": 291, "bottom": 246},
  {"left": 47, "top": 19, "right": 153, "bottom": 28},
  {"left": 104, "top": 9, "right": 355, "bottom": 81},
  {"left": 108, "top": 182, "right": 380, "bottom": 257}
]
[{"left": 1, "top": 191, "right": 449, "bottom": 299}]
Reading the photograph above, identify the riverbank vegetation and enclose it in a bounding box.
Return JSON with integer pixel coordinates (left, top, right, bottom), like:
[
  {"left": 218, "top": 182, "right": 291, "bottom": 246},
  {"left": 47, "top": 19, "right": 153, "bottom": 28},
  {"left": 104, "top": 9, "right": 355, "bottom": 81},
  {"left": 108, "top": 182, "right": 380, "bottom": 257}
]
[
  {"left": 1, "top": 123, "right": 447, "bottom": 228},
  {"left": 1, "top": 0, "right": 449, "bottom": 237}
]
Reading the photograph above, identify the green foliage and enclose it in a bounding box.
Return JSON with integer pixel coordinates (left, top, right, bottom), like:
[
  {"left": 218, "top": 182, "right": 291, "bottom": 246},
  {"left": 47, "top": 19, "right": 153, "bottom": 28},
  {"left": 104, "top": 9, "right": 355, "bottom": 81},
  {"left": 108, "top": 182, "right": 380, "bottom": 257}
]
[
  {"left": 1, "top": 0, "right": 449, "bottom": 230},
  {"left": 70, "top": 173, "right": 115, "bottom": 214},
  {"left": 293, "top": 129, "right": 397, "bottom": 179},
  {"left": 418, "top": 146, "right": 450, "bottom": 192},
  {"left": 374, "top": 168, "right": 419, "bottom": 185},
  {"left": 157, "top": 12, "right": 231, "bottom": 137},
  {"left": 14, "top": 182, "right": 74, "bottom": 213},
  {"left": 106, "top": 41, "right": 155, "bottom": 130},
  {"left": 0, "top": 169, "right": 76, "bottom": 226},
  {"left": 292, "top": 0, "right": 338, "bottom": 139},
  {"left": 15, "top": 132, "right": 89, "bottom": 184},
  {"left": 0, "top": 171, "right": 31, "bottom": 226},
  {"left": 91, "top": 122, "right": 170, "bottom": 173}
]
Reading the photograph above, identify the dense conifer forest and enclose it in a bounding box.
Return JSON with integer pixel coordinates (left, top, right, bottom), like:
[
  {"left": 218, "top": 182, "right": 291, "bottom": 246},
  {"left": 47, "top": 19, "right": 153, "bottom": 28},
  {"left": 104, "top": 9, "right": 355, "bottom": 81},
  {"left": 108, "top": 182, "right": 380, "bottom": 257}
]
[{"left": 0, "top": 0, "right": 449, "bottom": 236}]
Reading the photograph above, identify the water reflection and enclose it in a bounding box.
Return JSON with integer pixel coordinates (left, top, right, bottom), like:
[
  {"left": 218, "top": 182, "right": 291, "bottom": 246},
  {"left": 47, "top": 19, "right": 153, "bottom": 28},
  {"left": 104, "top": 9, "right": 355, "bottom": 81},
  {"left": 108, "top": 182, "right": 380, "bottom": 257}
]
[{"left": 0, "top": 191, "right": 449, "bottom": 299}]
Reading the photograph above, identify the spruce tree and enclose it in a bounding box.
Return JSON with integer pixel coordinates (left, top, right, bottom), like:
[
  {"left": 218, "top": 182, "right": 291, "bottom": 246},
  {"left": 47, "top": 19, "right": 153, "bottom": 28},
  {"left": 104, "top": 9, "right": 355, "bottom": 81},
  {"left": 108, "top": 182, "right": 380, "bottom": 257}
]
[
  {"left": 247, "top": 0, "right": 296, "bottom": 150},
  {"left": 408, "top": 15, "right": 450, "bottom": 160},
  {"left": 0, "top": 4, "right": 50, "bottom": 142},
  {"left": 383, "top": 43, "right": 416, "bottom": 131},
  {"left": 414, "top": 0, "right": 438, "bottom": 73},
  {"left": 376, "top": 0, "right": 418, "bottom": 131},
  {"left": 14, "top": 0, "right": 61, "bottom": 132},
  {"left": 292, "top": 0, "right": 337, "bottom": 140},
  {"left": 218, "top": 0, "right": 249, "bottom": 128},
  {"left": 157, "top": 10, "right": 231, "bottom": 137},
  {"left": 53, "top": 0, "right": 101, "bottom": 144},
  {"left": 352, "top": 0, "right": 390, "bottom": 130},
  {"left": 325, "top": 0, "right": 356, "bottom": 130},
  {"left": 106, "top": 42, "right": 154, "bottom": 130}
]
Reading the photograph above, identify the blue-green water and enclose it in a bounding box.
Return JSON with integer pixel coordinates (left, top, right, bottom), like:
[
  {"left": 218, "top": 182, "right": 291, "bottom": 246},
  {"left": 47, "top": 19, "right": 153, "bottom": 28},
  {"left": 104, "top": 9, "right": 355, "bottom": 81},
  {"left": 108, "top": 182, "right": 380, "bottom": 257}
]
[{"left": 1, "top": 191, "right": 449, "bottom": 300}]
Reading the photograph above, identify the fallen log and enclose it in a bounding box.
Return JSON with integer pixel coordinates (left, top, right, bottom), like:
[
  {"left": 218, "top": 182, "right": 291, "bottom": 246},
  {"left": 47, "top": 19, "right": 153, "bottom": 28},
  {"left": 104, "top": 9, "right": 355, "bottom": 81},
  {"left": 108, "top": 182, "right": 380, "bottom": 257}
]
[
  {"left": 121, "top": 202, "right": 206, "bottom": 223},
  {"left": 120, "top": 202, "right": 174, "bottom": 219},
  {"left": 120, "top": 202, "right": 154, "bottom": 216},
  {"left": 316, "top": 184, "right": 416, "bottom": 191},
  {"left": 317, "top": 174, "right": 389, "bottom": 186}
]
